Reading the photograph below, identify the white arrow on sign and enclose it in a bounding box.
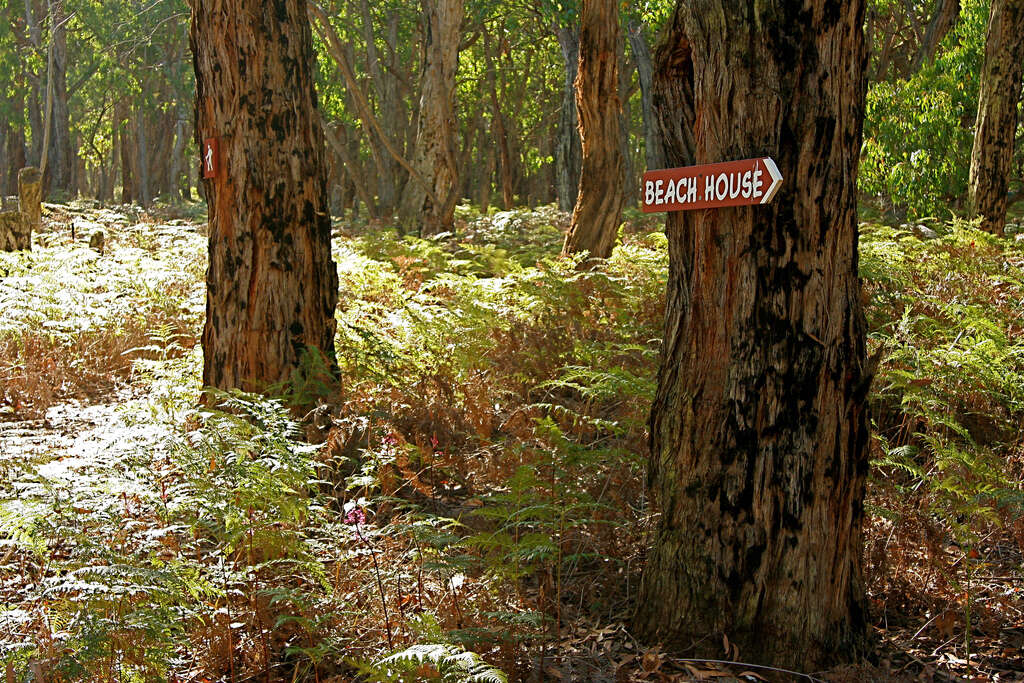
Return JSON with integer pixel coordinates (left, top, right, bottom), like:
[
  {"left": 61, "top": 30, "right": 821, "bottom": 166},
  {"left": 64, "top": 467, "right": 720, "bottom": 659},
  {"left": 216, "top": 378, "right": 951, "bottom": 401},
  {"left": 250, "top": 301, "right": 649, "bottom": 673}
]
[
  {"left": 642, "top": 156, "right": 785, "bottom": 213},
  {"left": 760, "top": 157, "right": 783, "bottom": 204}
]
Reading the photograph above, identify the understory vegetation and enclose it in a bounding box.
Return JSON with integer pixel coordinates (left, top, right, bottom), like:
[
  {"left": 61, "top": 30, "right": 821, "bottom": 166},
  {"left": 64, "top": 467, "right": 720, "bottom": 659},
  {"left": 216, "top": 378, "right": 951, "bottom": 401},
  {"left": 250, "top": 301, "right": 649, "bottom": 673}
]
[{"left": 1, "top": 205, "right": 1023, "bottom": 681}]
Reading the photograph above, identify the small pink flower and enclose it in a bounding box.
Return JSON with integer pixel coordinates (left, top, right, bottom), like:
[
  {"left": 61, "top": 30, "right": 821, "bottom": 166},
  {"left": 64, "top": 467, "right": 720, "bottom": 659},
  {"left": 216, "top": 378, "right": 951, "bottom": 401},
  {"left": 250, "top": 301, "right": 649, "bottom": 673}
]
[{"left": 345, "top": 507, "right": 366, "bottom": 526}]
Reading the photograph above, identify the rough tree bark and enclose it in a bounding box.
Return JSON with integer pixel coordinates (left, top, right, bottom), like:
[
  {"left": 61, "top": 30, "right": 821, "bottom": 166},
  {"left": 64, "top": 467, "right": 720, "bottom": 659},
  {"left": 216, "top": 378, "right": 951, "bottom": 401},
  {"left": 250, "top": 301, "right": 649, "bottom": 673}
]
[
  {"left": 634, "top": 0, "right": 872, "bottom": 670},
  {"left": 554, "top": 25, "right": 582, "bottom": 212},
  {"left": 0, "top": 213, "right": 26, "bottom": 252},
  {"left": 190, "top": 0, "right": 338, "bottom": 392},
  {"left": 18, "top": 166, "right": 41, "bottom": 232},
  {"left": 0, "top": 167, "right": 40, "bottom": 252},
  {"left": 968, "top": 0, "right": 1024, "bottom": 236},
  {"left": 398, "top": 0, "right": 463, "bottom": 236},
  {"left": 561, "top": 0, "right": 624, "bottom": 262}
]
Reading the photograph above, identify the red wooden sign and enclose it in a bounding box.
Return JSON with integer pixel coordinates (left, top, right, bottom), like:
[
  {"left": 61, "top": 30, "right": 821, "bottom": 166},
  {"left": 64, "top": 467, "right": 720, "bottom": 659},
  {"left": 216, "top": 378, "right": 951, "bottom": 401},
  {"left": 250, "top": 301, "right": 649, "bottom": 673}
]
[
  {"left": 641, "top": 157, "right": 783, "bottom": 213},
  {"left": 202, "top": 138, "right": 219, "bottom": 179}
]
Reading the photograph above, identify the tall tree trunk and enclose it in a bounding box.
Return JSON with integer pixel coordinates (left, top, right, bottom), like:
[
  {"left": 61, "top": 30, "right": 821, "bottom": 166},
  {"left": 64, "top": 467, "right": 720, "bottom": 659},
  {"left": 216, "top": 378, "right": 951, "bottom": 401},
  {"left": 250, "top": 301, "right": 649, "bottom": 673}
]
[
  {"left": 483, "top": 28, "right": 515, "bottom": 210},
  {"left": 323, "top": 121, "right": 376, "bottom": 216},
  {"left": 24, "top": 0, "right": 43, "bottom": 169},
  {"left": 117, "top": 101, "right": 137, "bottom": 204},
  {"left": 398, "top": 0, "right": 463, "bottom": 235},
  {"left": 968, "top": 0, "right": 1024, "bottom": 236},
  {"left": 477, "top": 114, "right": 495, "bottom": 212},
  {"left": 169, "top": 116, "right": 187, "bottom": 203},
  {"left": 191, "top": 0, "right": 338, "bottom": 392},
  {"left": 634, "top": 0, "right": 871, "bottom": 670},
  {"left": 27, "top": 76, "right": 43, "bottom": 168},
  {"left": 0, "top": 123, "right": 7, "bottom": 198},
  {"left": 135, "top": 107, "right": 151, "bottom": 206},
  {"left": 358, "top": 0, "right": 400, "bottom": 215},
  {"left": 628, "top": 19, "right": 664, "bottom": 172},
  {"left": 617, "top": 33, "right": 635, "bottom": 205},
  {"left": 554, "top": 25, "right": 582, "bottom": 211},
  {"left": 4, "top": 116, "right": 27, "bottom": 197},
  {"left": 561, "top": 0, "right": 624, "bottom": 262},
  {"left": 46, "top": 0, "right": 73, "bottom": 196}
]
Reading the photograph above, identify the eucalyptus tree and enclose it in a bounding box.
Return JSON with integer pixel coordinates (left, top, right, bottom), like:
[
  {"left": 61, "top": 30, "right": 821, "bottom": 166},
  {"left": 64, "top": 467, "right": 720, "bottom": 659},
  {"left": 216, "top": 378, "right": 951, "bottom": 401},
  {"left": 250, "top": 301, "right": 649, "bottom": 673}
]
[
  {"left": 561, "top": 0, "right": 624, "bottom": 261},
  {"left": 2, "top": 0, "right": 74, "bottom": 197},
  {"left": 398, "top": 0, "right": 465, "bottom": 235},
  {"left": 543, "top": 0, "right": 583, "bottom": 211},
  {"left": 634, "top": 0, "right": 872, "bottom": 668},
  {"left": 968, "top": 0, "right": 1024, "bottom": 235},
  {"left": 191, "top": 0, "right": 338, "bottom": 391},
  {"left": 0, "top": 3, "right": 29, "bottom": 195}
]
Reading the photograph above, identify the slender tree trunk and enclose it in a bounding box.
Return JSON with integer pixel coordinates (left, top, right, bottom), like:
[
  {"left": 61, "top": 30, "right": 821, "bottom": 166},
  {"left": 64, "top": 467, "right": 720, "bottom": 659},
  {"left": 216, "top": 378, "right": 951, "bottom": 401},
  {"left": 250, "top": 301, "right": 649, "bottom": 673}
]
[
  {"left": 554, "top": 25, "right": 582, "bottom": 212},
  {"left": 4, "top": 114, "right": 27, "bottom": 197},
  {"left": 323, "top": 121, "right": 376, "bottom": 216},
  {"left": 0, "top": 123, "right": 7, "bottom": 198},
  {"left": 99, "top": 120, "right": 116, "bottom": 203},
  {"left": 191, "top": 0, "right": 338, "bottom": 392},
  {"left": 968, "top": 0, "right": 1024, "bottom": 236},
  {"left": 634, "top": 0, "right": 871, "bottom": 669},
  {"left": 169, "top": 116, "right": 187, "bottom": 203},
  {"left": 24, "top": 0, "right": 43, "bottom": 169},
  {"left": 358, "top": 0, "right": 400, "bottom": 214},
  {"left": 135, "top": 107, "right": 151, "bottom": 206},
  {"left": 561, "top": 0, "right": 624, "bottom": 262},
  {"left": 117, "top": 101, "right": 137, "bottom": 204},
  {"left": 383, "top": 12, "right": 410, "bottom": 202},
  {"left": 617, "top": 34, "right": 635, "bottom": 205},
  {"left": 477, "top": 114, "right": 495, "bottom": 213},
  {"left": 913, "top": 0, "right": 961, "bottom": 70},
  {"left": 43, "top": 0, "right": 74, "bottom": 196},
  {"left": 483, "top": 28, "right": 515, "bottom": 210},
  {"left": 145, "top": 108, "right": 173, "bottom": 199},
  {"left": 628, "top": 19, "right": 664, "bottom": 172},
  {"left": 399, "top": 0, "right": 463, "bottom": 235}
]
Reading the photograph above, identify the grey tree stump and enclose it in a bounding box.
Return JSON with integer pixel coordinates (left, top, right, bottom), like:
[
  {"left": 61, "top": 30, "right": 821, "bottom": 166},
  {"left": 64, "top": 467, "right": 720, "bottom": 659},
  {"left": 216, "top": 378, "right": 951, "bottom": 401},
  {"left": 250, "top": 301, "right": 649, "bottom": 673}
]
[{"left": 0, "top": 167, "right": 41, "bottom": 252}]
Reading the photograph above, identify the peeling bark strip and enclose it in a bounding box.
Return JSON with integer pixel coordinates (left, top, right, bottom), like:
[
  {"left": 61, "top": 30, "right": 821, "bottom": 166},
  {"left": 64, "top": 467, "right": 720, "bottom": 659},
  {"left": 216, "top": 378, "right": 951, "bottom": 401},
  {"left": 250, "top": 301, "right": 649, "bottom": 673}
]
[
  {"left": 562, "top": 0, "right": 625, "bottom": 262},
  {"left": 634, "top": 0, "right": 871, "bottom": 669},
  {"left": 190, "top": 0, "right": 338, "bottom": 392},
  {"left": 968, "top": 0, "right": 1024, "bottom": 236}
]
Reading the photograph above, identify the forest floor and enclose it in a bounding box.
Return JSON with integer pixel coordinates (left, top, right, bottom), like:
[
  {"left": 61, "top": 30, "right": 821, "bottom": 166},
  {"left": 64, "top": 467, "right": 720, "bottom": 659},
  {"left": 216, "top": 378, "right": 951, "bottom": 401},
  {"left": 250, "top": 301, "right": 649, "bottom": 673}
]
[{"left": 0, "top": 202, "right": 1023, "bottom": 682}]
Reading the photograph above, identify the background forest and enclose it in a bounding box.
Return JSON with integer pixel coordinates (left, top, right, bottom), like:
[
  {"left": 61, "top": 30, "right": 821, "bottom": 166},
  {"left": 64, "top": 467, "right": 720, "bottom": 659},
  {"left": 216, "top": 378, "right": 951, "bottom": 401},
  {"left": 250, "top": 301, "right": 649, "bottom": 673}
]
[{"left": 1, "top": 0, "right": 1023, "bottom": 681}]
